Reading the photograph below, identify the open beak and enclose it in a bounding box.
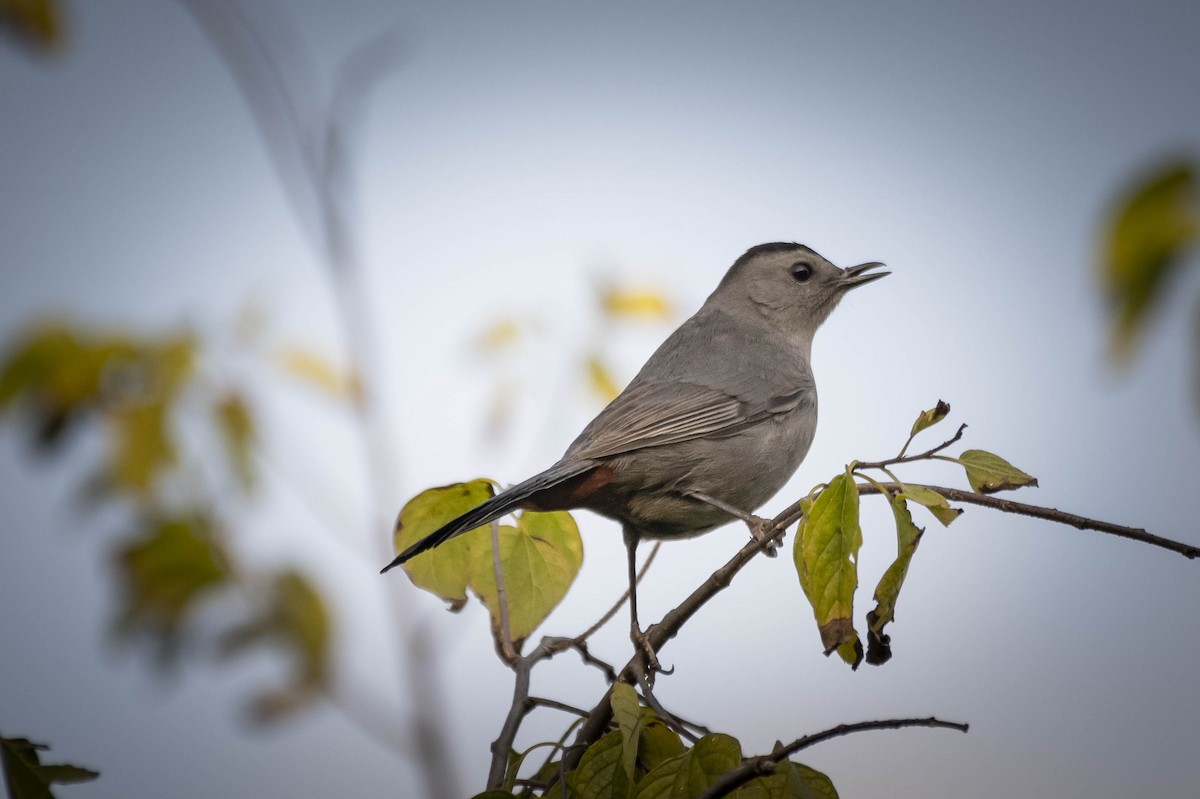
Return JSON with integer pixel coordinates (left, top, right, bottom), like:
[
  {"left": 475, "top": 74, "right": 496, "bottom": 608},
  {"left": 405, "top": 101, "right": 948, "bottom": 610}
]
[{"left": 842, "top": 261, "right": 889, "bottom": 289}]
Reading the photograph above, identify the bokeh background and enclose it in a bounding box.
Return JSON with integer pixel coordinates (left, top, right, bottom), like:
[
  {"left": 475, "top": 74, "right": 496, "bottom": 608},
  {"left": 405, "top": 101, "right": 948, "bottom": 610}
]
[{"left": 2, "top": 1, "right": 1199, "bottom": 797}]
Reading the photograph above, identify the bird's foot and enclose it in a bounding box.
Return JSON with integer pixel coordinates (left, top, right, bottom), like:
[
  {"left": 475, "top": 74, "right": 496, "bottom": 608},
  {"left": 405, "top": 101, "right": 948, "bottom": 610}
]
[
  {"left": 748, "top": 516, "right": 783, "bottom": 557},
  {"left": 631, "top": 625, "right": 669, "bottom": 674}
]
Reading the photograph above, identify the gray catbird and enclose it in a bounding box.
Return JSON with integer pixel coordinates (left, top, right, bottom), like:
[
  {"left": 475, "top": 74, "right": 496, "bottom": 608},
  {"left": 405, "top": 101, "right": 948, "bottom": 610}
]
[{"left": 381, "top": 242, "right": 887, "bottom": 662}]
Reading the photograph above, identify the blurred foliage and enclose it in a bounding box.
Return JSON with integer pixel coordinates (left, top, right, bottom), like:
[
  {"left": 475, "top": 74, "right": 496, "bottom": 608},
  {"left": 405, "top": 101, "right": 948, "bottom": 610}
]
[
  {"left": 277, "top": 346, "right": 363, "bottom": 405},
  {"left": 474, "top": 281, "right": 675, "bottom": 440},
  {"left": 0, "top": 0, "right": 62, "bottom": 54},
  {"left": 0, "top": 322, "right": 335, "bottom": 722},
  {"left": 1100, "top": 156, "right": 1199, "bottom": 411},
  {"left": 0, "top": 735, "right": 99, "bottom": 799}
]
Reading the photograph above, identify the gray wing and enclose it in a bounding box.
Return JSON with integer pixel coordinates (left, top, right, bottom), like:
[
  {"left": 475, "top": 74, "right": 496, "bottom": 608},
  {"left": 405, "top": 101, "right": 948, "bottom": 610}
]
[
  {"left": 565, "top": 378, "right": 812, "bottom": 461},
  {"left": 564, "top": 307, "right": 814, "bottom": 461}
]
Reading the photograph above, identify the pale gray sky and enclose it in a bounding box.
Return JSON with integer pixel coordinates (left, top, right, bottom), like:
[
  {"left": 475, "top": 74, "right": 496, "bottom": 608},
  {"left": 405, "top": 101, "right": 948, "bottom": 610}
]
[{"left": 2, "top": 1, "right": 1199, "bottom": 797}]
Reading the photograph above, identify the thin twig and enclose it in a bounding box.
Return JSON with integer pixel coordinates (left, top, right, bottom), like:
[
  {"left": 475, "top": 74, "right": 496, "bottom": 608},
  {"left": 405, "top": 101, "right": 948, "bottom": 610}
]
[
  {"left": 491, "top": 520, "right": 518, "bottom": 662},
  {"left": 859, "top": 482, "right": 1200, "bottom": 560},
  {"left": 530, "top": 696, "right": 593, "bottom": 719},
  {"left": 856, "top": 423, "right": 967, "bottom": 472},
  {"left": 695, "top": 717, "right": 970, "bottom": 799},
  {"left": 576, "top": 541, "right": 662, "bottom": 642},
  {"left": 488, "top": 658, "right": 533, "bottom": 789},
  {"left": 635, "top": 671, "right": 700, "bottom": 744}
]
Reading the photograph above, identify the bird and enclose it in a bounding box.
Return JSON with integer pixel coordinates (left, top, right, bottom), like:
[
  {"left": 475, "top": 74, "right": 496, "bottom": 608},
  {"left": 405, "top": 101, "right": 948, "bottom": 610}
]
[{"left": 381, "top": 242, "right": 888, "bottom": 666}]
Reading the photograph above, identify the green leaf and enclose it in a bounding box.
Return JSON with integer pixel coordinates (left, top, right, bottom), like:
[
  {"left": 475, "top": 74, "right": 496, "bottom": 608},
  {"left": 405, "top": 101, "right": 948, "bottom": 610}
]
[
  {"left": 1, "top": 737, "right": 100, "bottom": 799},
  {"left": 469, "top": 510, "right": 584, "bottom": 642},
  {"left": 635, "top": 734, "right": 742, "bottom": 799},
  {"left": 956, "top": 450, "right": 1038, "bottom": 494},
  {"left": 865, "top": 495, "right": 924, "bottom": 666},
  {"left": 899, "top": 485, "right": 962, "bottom": 526},
  {"left": 637, "top": 717, "right": 685, "bottom": 774},
  {"left": 567, "top": 730, "right": 631, "bottom": 799},
  {"left": 733, "top": 759, "right": 838, "bottom": 799},
  {"left": 909, "top": 400, "right": 950, "bottom": 438},
  {"left": 1102, "top": 160, "right": 1198, "bottom": 360},
  {"left": 113, "top": 515, "right": 228, "bottom": 665},
  {"left": 611, "top": 683, "right": 643, "bottom": 782},
  {"left": 394, "top": 480, "right": 496, "bottom": 610},
  {"left": 215, "top": 392, "right": 256, "bottom": 489},
  {"left": 471, "top": 792, "right": 520, "bottom": 799},
  {"left": 793, "top": 470, "right": 863, "bottom": 668},
  {"left": 220, "top": 570, "right": 331, "bottom": 724}
]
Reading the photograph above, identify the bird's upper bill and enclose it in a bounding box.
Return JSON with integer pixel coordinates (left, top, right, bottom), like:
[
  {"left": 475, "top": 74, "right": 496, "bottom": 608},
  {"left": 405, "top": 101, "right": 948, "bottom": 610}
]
[{"left": 841, "top": 261, "right": 890, "bottom": 289}]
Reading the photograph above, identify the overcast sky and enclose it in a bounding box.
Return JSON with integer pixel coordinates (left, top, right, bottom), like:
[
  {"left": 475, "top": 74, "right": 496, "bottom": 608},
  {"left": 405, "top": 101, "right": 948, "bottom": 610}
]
[{"left": 2, "top": 1, "right": 1199, "bottom": 798}]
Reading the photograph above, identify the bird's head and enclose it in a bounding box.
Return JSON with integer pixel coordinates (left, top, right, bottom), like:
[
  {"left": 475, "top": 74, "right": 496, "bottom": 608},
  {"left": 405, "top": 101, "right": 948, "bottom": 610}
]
[{"left": 709, "top": 242, "right": 888, "bottom": 341}]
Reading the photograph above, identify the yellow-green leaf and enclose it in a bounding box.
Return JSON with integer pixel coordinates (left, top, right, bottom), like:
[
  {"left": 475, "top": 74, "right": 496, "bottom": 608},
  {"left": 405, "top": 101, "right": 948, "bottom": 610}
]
[
  {"left": 956, "top": 450, "right": 1038, "bottom": 494},
  {"left": 635, "top": 734, "right": 742, "bottom": 799},
  {"left": 865, "top": 494, "right": 924, "bottom": 666},
  {"left": 909, "top": 400, "right": 950, "bottom": 438},
  {"left": 611, "top": 683, "right": 643, "bottom": 782},
  {"left": 733, "top": 759, "right": 838, "bottom": 799},
  {"left": 567, "top": 730, "right": 631, "bottom": 799},
  {"left": 109, "top": 400, "right": 175, "bottom": 493},
  {"left": 793, "top": 470, "right": 862, "bottom": 667},
  {"left": 586, "top": 354, "right": 621, "bottom": 403},
  {"left": 637, "top": 717, "right": 685, "bottom": 774},
  {"left": 394, "top": 480, "right": 496, "bottom": 609},
  {"left": 469, "top": 510, "right": 583, "bottom": 642},
  {"left": 899, "top": 484, "right": 962, "bottom": 527},
  {"left": 600, "top": 286, "right": 673, "bottom": 320},
  {"left": 1, "top": 737, "right": 100, "bottom": 799},
  {"left": 114, "top": 516, "right": 228, "bottom": 664},
  {"left": 215, "top": 392, "right": 255, "bottom": 489},
  {"left": 278, "top": 347, "right": 362, "bottom": 403},
  {"left": 1102, "top": 160, "right": 1198, "bottom": 360}
]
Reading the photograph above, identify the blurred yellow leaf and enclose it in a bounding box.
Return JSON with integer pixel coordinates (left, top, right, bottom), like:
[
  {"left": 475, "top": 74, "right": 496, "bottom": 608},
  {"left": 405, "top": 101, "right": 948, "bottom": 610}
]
[
  {"left": 215, "top": 392, "right": 256, "bottom": 489},
  {"left": 475, "top": 318, "right": 521, "bottom": 353},
  {"left": 1102, "top": 160, "right": 1198, "bottom": 360},
  {"left": 0, "top": 0, "right": 63, "bottom": 53},
  {"left": 600, "top": 285, "right": 673, "bottom": 320},
  {"left": 394, "top": 480, "right": 496, "bottom": 609},
  {"left": 277, "top": 347, "right": 362, "bottom": 403},
  {"left": 469, "top": 510, "right": 583, "bottom": 642},
  {"left": 220, "top": 570, "right": 331, "bottom": 724},
  {"left": 586, "top": 354, "right": 620, "bottom": 403},
  {"left": 114, "top": 516, "right": 228, "bottom": 665},
  {"left": 109, "top": 401, "right": 174, "bottom": 493}
]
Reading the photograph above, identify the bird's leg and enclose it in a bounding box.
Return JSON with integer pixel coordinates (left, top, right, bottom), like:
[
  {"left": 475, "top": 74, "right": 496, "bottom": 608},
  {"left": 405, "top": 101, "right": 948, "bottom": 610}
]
[
  {"left": 688, "top": 491, "right": 782, "bottom": 555},
  {"left": 623, "top": 528, "right": 661, "bottom": 672}
]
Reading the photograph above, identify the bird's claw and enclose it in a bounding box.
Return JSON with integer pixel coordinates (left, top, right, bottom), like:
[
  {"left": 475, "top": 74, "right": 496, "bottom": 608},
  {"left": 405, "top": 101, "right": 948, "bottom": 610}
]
[
  {"left": 748, "top": 517, "right": 782, "bottom": 557},
  {"left": 631, "top": 625, "right": 666, "bottom": 673}
]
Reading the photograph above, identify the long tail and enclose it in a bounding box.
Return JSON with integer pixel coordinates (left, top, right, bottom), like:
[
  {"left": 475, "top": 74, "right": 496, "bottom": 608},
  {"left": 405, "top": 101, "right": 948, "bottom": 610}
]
[{"left": 380, "top": 460, "right": 594, "bottom": 573}]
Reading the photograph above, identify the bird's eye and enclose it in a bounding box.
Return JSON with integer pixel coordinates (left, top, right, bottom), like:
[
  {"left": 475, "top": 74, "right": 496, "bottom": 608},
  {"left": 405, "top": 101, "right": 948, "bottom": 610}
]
[{"left": 789, "top": 262, "right": 813, "bottom": 283}]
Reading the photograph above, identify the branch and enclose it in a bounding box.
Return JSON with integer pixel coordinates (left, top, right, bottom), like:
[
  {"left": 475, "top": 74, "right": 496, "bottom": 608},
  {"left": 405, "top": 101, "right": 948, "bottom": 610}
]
[
  {"left": 695, "top": 717, "right": 970, "bottom": 799},
  {"left": 859, "top": 482, "right": 1200, "bottom": 560},
  {"left": 856, "top": 423, "right": 967, "bottom": 472},
  {"left": 566, "top": 518, "right": 785, "bottom": 769}
]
